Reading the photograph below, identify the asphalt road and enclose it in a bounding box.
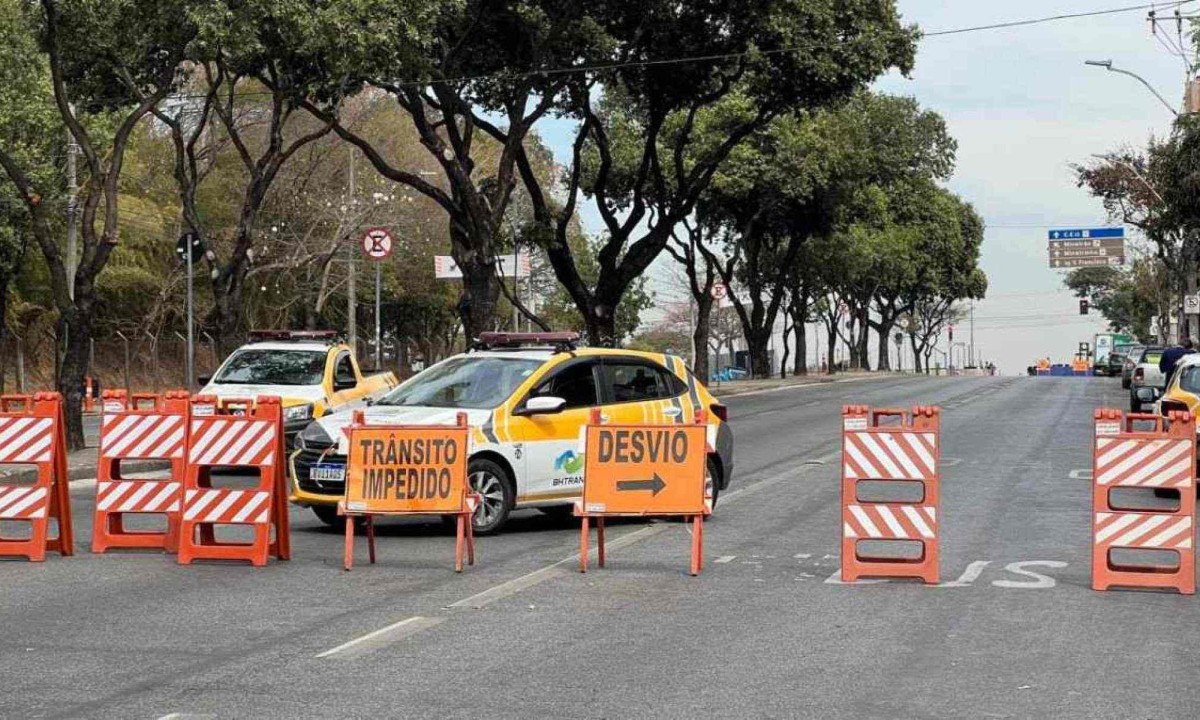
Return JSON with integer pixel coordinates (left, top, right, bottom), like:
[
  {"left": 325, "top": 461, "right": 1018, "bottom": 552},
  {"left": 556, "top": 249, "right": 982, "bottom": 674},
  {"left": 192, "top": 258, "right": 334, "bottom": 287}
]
[{"left": 3, "top": 374, "right": 1198, "bottom": 719}]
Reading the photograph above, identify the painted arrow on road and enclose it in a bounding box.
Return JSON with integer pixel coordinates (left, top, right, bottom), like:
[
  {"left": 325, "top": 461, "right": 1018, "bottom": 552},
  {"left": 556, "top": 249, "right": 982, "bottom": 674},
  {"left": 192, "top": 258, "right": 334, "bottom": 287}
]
[{"left": 616, "top": 473, "right": 667, "bottom": 496}]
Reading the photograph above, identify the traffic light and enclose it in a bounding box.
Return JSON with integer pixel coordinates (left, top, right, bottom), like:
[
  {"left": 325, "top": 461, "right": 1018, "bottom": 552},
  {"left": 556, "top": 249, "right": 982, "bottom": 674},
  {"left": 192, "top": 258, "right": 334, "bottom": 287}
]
[{"left": 1079, "top": 299, "right": 1089, "bottom": 315}]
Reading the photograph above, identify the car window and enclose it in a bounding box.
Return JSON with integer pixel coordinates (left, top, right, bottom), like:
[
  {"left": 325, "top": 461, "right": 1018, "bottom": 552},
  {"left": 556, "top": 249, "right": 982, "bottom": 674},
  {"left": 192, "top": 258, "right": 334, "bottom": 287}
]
[
  {"left": 530, "top": 361, "right": 598, "bottom": 409},
  {"left": 378, "top": 356, "right": 541, "bottom": 409},
  {"left": 601, "top": 360, "right": 684, "bottom": 403},
  {"left": 212, "top": 350, "right": 326, "bottom": 386},
  {"left": 1181, "top": 366, "right": 1200, "bottom": 394},
  {"left": 334, "top": 353, "right": 355, "bottom": 384},
  {"left": 1142, "top": 350, "right": 1163, "bottom": 366}
]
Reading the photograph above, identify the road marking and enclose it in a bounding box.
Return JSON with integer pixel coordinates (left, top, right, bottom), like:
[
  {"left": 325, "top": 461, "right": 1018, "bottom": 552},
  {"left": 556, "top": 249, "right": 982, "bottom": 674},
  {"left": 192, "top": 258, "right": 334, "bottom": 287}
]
[
  {"left": 936, "top": 560, "right": 991, "bottom": 588},
  {"left": 991, "top": 561, "right": 1067, "bottom": 589},
  {"left": 1068, "top": 469, "right": 1092, "bottom": 480},
  {"left": 824, "top": 570, "right": 889, "bottom": 585},
  {"left": 714, "top": 555, "right": 736, "bottom": 563},
  {"left": 794, "top": 553, "right": 811, "bottom": 559},
  {"left": 315, "top": 616, "right": 445, "bottom": 658}
]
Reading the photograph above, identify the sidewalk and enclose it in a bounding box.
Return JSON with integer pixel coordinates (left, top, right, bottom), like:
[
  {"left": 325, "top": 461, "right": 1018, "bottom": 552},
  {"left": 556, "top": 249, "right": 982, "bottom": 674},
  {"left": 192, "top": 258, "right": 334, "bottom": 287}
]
[
  {"left": 709, "top": 370, "right": 894, "bottom": 398},
  {"left": 0, "top": 446, "right": 168, "bottom": 484}
]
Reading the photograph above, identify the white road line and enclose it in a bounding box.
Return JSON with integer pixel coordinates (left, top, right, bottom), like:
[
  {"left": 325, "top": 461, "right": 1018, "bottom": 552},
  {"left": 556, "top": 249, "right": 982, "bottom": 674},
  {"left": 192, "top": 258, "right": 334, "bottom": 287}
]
[
  {"left": 713, "top": 555, "right": 736, "bottom": 563},
  {"left": 315, "top": 616, "right": 445, "bottom": 658}
]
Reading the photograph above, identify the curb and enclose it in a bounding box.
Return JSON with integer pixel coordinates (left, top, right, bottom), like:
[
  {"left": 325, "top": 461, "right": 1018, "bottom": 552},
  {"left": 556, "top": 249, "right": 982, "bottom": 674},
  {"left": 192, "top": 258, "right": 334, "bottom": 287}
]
[
  {"left": 0, "top": 458, "right": 171, "bottom": 485},
  {"left": 711, "top": 372, "right": 893, "bottom": 399}
]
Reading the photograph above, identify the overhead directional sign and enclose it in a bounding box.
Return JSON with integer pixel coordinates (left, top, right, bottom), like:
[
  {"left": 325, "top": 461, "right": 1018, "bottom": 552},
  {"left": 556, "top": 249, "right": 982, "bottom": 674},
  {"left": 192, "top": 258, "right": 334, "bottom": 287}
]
[
  {"left": 1048, "top": 228, "right": 1124, "bottom": 240},
  {"left": 1047, "top": 228, "right": 1125, "bottom": 269},
  {"left": 582, "top": 423, "right": 708, "bottom": 515}
]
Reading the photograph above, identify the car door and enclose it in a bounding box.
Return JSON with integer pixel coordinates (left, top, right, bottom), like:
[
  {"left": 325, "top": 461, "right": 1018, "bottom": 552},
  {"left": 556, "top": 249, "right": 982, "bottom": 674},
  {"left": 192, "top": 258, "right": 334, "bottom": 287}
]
[
  {"left": 507, "top": 357, "right": 602, "bottom": 501},
  {"left": 327, "top": 350, "right": 364, "bottom": 409}
]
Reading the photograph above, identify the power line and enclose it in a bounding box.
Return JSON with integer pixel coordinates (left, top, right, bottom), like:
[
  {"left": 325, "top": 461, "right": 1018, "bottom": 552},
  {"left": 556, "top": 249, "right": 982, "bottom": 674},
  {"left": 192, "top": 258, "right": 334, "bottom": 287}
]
[{"left": 922, "top": 1, "right": 1197, "bottom": 37}]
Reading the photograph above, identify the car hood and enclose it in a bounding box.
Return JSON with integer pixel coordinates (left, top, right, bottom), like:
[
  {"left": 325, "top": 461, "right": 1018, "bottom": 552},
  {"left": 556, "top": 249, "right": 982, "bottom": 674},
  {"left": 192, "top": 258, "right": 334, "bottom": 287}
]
[
  {"left": 312, "top": 405, "right": 494, "bottom": 455},
  {"left": 198, "top": 383, "right": 325, "bottom": 406}
]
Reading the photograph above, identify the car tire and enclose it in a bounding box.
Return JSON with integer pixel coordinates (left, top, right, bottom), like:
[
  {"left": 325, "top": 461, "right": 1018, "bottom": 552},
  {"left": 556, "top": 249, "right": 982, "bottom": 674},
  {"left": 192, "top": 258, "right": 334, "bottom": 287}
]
[
  {"left": 1121, "top": 378, "right": 1131, "bottom": 390},
  {"left": 468, "top": 458, "right": 515, "bottom": 535},
  {"left": 311, "top": 505, "right": 345, "bottom": 529},
  {"left": 706, "top": 456, "right": 721, "bottom": 510}
]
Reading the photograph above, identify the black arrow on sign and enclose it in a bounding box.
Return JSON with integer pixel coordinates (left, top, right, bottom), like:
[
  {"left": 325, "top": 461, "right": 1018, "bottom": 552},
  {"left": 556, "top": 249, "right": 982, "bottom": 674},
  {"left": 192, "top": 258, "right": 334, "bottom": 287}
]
[{"left": 616, "top": 473, "right": 667, "bottom": 496}]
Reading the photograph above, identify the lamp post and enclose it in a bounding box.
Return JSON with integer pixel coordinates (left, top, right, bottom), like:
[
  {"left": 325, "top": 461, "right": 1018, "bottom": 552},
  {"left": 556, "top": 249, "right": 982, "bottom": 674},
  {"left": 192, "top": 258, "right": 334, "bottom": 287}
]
[{"left": 1084, "top": 60, "right": 1178, "bottom": 117}]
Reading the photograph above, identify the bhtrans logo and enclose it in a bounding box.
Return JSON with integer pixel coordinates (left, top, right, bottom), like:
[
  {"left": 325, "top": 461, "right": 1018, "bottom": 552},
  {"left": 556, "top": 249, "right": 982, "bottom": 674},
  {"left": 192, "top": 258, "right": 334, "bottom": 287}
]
[{"left": 552, "top": 450, "right": 585, "bottom": 487}]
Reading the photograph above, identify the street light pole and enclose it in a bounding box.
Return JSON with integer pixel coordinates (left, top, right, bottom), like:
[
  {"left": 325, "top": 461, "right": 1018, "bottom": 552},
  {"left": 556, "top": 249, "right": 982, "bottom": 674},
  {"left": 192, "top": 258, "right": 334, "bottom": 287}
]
[{"left": 1084, "top": 60, "right": 1178, "bottom": 117}]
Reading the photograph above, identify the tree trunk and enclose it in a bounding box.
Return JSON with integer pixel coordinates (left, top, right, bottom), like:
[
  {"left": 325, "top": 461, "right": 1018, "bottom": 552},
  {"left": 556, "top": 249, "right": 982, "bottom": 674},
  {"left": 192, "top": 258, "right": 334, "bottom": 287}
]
[
  {"left": 780, "top": 326, "right": 791, "bottom": 378},
  {"left": 826, "top": 322, "right": 838, "bottom": 375},
  {"left": 692, "top": 297, "right": 713, "bottom": 382},
  {"left": 795, "top": 322, "right": 807, "bottom": 375},
  {"left": 748, "top": 331, "right": 771, "bottom": 380},
  {"left": 58, "top": 306, "right": 92, "bottom": 450},
  {"left": 583, "top": 305, "right": 619, "bottom": 348},
  {"left": 876, "top": 320, "right": 894, "bottom": 371},
  {"left": 458, "top": 260, "right": 501, "bottom": 343},
  {"left": 910, "top": 335, "right": 923, "bottom": 373},
  {"left": 0, "top": 279, "right": 8, "bottom": 394}
]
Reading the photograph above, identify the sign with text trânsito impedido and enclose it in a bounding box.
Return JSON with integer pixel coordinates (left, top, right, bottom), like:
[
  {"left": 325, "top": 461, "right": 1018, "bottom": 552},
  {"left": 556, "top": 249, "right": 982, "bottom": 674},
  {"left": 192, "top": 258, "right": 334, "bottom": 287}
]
[
  {"left": 582, "top": 424, "right": 708, "bottom": 516},
  {"left": 345, "top": 425, "right": 469, "bottom": 515}
]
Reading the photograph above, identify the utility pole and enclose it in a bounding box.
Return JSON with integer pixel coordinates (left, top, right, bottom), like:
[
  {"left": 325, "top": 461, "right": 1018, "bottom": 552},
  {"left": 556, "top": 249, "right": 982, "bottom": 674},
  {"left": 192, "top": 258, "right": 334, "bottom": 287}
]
[
  {"left": 347, "top": 149, "right": 357, "bottom": 356},
  {"left": 65, "top": 119, "right": 78, "bottom": 300},
  {"left": 969, "top": 300, "right": 975, "bottom": 367}
]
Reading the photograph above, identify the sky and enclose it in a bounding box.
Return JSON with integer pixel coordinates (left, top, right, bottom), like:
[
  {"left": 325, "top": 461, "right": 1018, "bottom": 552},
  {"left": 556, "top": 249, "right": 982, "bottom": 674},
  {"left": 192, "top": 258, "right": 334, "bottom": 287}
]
[{"left": 536, "top": 1, "right": 1196, "bottom": 374}]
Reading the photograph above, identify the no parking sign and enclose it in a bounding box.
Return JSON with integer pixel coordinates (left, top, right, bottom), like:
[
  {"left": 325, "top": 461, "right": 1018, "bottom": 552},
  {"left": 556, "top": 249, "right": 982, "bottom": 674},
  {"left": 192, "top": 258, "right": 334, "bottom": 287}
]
[{"left": 361, "top": 227, "right": 393, "bottom": 261}]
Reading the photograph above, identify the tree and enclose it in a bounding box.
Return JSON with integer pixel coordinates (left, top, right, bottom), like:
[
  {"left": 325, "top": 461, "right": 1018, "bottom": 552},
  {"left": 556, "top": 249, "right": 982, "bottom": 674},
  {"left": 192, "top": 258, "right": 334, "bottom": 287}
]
[
  {"left": 516, "top": 0, "right": 917, "bottom": 346},
  {"left": 1064, "top": 260, "right": 1165, "bottom": 342},
  {"left": 290, "top": 1, "right": 603, "bottom": 342},
  {"left": 0, "top": 0, "right": 192, "bottom": 448}
]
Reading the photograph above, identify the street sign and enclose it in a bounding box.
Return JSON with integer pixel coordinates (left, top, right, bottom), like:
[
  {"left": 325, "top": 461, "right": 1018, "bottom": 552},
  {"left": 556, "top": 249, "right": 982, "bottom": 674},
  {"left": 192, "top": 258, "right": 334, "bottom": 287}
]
[
  {"left": 1048, "top": 228, "right": 1124, "bottom": 240},
  {"left": 1186, "top": 295, "right": 1200, "bottom": 315},
  {"left": 174, "top": 232, "right": 204, "bottom": 264},
  {"left": 360, "top": 227, "right": 393, "bottom": 261},
  {"left": 582, "top": 423, "right": 708, "bottom": 516},
  {"left": 434, "top": 254, "right": 531, "bottom": 279},
  {"left": 345, "top": 423, "right": 469, "bottom": 515},
  {"left": 710, "top": 283, "right": 728, "bottom": 300},
  {"left": 1050, "top": 256, "right": 1124, "bottom": 269}
]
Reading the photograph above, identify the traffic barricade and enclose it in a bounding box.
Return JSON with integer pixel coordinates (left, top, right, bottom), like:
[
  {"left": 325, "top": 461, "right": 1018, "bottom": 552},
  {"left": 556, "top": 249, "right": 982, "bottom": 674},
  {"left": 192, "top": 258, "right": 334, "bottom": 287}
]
[
  {"left": 176, "top": 395, "right": 291, "bottom": 567},
  {"left": 1092, "top": 409, "right": 1195, "bottom": 594},
  {"left": 576, "top": 409, "right": 713, "bottom": 576},
  {"left": 0, "top": 393, "right": 73, "bottom": 561},
  {"left": 840, "top": 405, "right": 940, "bottom": 584},
  {"left": 341, "top": 411, "right": 476, "bottom": 572},
  {"left": 92, "top": 390, "right": 190, "bottom": 553}
]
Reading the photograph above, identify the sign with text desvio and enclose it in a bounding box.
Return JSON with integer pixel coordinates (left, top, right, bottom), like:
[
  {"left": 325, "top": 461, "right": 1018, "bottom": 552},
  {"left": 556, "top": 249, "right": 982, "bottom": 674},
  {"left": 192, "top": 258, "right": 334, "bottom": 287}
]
[
  {"left": 345, "top": 425, "right": 469, "bottom": 515},
  {"left": 582, "top": 424, "right": 707, "bottom": 516}
]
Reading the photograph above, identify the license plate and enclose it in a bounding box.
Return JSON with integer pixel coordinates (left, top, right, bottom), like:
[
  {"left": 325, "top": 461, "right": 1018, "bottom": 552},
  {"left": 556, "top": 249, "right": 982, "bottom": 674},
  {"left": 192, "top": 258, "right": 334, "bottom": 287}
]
[{"left": 309, "top": 463, "right": 346, "bottom": 483}]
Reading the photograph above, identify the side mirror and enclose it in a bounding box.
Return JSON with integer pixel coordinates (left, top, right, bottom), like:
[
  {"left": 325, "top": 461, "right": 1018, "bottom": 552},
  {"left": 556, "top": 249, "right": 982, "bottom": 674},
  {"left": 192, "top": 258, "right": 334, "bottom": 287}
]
[
  {"left": 197, "top": 374, "right": 212, "bottom": 386},
  {"left": 516, "top": 396, "right": 567, "bottom": 416}
]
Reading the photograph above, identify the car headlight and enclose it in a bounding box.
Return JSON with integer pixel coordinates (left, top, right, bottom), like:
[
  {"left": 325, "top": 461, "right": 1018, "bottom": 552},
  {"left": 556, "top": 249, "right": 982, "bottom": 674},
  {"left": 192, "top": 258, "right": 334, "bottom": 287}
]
[{"left": 284, "top": 403, "right": 314, "bottom": 424}]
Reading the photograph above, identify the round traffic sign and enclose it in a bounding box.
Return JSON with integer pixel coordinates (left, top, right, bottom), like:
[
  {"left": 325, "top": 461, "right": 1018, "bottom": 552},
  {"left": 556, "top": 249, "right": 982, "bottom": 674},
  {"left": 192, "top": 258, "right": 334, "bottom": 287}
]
[
  {"left": 361, "top": 227, "right": 394, "bottom": 261},
  {"left": 175, "top": 231, "right": 205, "bottom": 264}
]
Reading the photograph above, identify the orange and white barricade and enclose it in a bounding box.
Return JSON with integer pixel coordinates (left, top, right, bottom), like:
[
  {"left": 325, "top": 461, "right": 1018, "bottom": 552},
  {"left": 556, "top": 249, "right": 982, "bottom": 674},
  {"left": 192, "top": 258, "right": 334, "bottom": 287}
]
[
  {"left": 576, "top": 409, "right": 713, "bottom": 576},
  {"left": 0, "top": 393, "right": 73, "bottom": 561},
  {"left": 840, "top": 405, "right": 940, "bottom": 584},
  {"left": 92, "top": 390, "right": 189, "bottom": 553},
  {"left": 341, "top": 412, "right": 477, "bottom": 572},
  {"left": 1092, "top": 409, "right": 1195, "bottom": 594},
  {"left": 176, "top": 395, "right": 291, "bottom": 567}
]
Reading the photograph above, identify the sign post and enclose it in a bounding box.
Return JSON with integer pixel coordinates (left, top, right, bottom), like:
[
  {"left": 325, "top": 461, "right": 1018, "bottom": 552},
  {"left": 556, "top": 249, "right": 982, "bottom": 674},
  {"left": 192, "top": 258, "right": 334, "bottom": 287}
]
[
  {"left": 361, "top": 228, "right": 394, "bottom": 371},
  {"left": 174, "top": 231, "right": 205, "bottom": 388},
  {"left": 342, "top": 412, "right": 476, "bottom": 571},
  {"left": 577, "top": 409, "right": 712, "bottom": 575}
]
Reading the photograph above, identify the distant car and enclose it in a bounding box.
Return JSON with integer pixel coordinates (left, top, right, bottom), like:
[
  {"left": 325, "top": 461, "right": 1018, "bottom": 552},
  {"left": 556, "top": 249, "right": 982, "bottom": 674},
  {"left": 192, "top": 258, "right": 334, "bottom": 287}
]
[
  {"left": 289, "top": 332, "right": 733, "bottom": 533},
  {"left": 1129, "top": 346, "right": 1165, "bottom": 411},
  {"left": 1121, "top": 345, "right": 1146, "bottom": 389},
  {"left": 1102, "top": 351, "right": 1125, "bottom": 378}
]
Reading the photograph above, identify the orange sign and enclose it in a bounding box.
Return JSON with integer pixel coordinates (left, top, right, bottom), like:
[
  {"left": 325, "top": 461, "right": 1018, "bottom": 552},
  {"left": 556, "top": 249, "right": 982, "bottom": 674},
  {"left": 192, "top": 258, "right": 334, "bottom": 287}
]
[
  {"left": 345, "top": 425, "right": 469, "bottom": 515},
  {"left": 582, "top": 424, "right": 708, "bottom": 515}
]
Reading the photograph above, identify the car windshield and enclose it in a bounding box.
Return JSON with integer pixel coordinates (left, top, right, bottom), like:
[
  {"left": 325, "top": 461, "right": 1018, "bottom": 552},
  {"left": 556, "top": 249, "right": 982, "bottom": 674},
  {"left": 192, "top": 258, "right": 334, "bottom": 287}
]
[
  {"left": 378, "top": 356, "right": 541, "bottom": 409},
  {"left": 212, "top": 349, "right": 326, "bottom": 386},
  {"left": 1142, "top": 350, "right": 1163, "bottom": 366}
]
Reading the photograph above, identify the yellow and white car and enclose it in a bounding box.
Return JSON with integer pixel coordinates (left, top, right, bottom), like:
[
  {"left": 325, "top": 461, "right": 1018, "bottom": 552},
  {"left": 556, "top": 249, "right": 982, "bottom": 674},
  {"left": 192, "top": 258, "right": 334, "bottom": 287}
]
[
  {"left": 290, "top": 332, "right": 734, "bottom": 532},
  {"left": 1155, "top": 352, "right": 1200, "bottom": 419},
  {"left": 198, "top": 330, "right": 398, "bottom": 444}
]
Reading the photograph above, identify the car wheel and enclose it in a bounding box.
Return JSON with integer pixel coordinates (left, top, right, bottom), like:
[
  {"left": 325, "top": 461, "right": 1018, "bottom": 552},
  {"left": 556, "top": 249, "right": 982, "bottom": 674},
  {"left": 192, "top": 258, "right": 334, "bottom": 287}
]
[
  {"left": 311, "top": 505, "right": 344, "bottom": 529},
  {"left": 1129, "top": 394, "right": 1141, "bottom": 413},
  {"left": 468, "top": 458, "right": 514, "bottom": 535},
  {"left": 706, "top": 456, "right": 721, "bottom": 510}
]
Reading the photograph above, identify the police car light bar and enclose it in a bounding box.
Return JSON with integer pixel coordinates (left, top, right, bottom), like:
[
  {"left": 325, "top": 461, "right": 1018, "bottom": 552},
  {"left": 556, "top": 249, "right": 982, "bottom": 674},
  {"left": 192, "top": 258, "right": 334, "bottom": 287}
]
[
  {"left": 248, "top": 329, "right": 341, "bottom": 342},
  {"left": 475, "top": 331, "right": 580, "bottom": 351}
]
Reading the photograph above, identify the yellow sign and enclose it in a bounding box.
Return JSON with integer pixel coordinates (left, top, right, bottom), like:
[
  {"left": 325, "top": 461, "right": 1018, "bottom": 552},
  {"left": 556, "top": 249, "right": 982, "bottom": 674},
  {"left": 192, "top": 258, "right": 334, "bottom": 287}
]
[
  {"left": 345, "top": 425, "right": 469, "bottom": 515},
  {"left": 582, "top": 424, "right": 708, "bottom": 515}
]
